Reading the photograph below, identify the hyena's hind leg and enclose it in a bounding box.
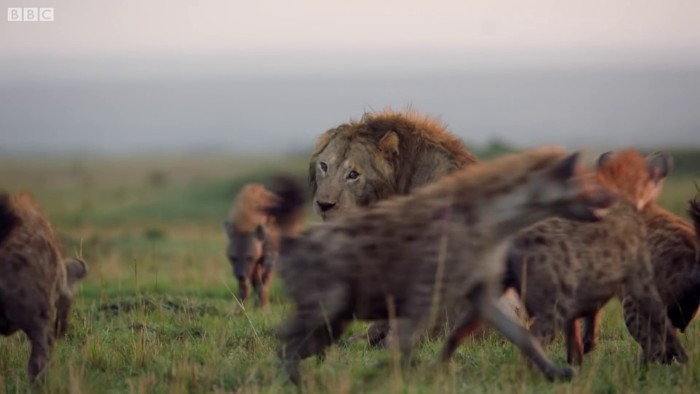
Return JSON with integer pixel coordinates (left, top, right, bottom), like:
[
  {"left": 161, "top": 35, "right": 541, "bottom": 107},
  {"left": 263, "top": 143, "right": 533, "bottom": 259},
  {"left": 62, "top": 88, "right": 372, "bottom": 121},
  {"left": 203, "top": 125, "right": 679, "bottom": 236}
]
[
  {"left": 6, "top": 297, "right": 54, "bottom": 382},
  {"left": 528, "top": 311, "right": 557, "bottom": 347},
  {"left": 480, "top": 296, "right": 573, "bottom": 381},
  {"left": 440, "top": 303, "right": 480, "bottom": 361},
  {"left": 622, "top": 295, "right": 687, "bottom": 364},
  {"left": 622, "top": 252, "right": 687, "bottom": 364},
  {"left": 581, "top": 309, "right": 601, "bottom": 354},
  {"left": 24, "top": 317, "right": 54, "bottom": 382},
  {"left": 564, "top": 318, "right": 583, "bottom": 366}
]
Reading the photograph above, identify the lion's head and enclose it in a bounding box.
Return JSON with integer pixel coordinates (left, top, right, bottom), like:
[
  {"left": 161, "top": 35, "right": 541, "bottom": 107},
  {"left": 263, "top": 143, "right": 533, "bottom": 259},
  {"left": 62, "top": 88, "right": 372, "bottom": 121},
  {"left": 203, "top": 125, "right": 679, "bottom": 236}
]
[
  {"left": 308, "top": 127, "right": 399, "bottom": 220},
  {"left": 309, "top": 110, "right": 476, "bottom": 220}
]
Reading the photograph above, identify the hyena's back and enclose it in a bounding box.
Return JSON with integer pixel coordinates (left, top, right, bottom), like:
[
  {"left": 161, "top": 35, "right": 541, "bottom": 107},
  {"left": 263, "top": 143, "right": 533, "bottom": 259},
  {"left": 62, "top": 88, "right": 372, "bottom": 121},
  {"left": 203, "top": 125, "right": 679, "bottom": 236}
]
[{"left": 280, "top": 204, "right": 491, "bottom": 321}]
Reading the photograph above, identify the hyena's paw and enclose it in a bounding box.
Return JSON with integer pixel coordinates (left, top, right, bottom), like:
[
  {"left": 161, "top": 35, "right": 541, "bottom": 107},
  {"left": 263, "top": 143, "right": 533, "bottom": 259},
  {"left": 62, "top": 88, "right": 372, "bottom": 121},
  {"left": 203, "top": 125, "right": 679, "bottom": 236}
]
[{"left": 544, "top": 365, "right": 574, "bottom": 382}]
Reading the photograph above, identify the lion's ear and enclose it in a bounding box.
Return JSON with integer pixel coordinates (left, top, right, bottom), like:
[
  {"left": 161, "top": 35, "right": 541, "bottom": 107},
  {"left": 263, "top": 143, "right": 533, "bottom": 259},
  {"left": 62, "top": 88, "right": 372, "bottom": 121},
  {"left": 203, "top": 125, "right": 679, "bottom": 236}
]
[{"left": 378, "top": 131, "right": 399, "bottom": 157}]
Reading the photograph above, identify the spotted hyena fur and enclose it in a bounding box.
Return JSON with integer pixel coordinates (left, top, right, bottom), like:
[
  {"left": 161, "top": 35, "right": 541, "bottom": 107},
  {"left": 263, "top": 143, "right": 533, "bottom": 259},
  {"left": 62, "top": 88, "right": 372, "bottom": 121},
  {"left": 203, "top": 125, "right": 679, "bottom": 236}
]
[
  {"left": 504, "top": 150, "right": 687, "bottom": 366},
  {"left": 579, "top": 188, "right": 700, "bottom": 354},
  {"left": 223, "top": 183, "right": 280, "bottom": 308},
  {"left": 267, "top": 147, "right": 614, "bottom": 384},
  {"left": 0, "top": 192, "right": 87, "bottom": 381}
]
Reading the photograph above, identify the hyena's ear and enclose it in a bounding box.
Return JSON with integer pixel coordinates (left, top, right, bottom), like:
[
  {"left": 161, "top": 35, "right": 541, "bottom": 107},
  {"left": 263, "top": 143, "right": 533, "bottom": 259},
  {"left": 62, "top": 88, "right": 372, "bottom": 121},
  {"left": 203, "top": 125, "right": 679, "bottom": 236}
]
[
  {"left": 596, "top": 151, "right": 614, "bottom": 169},
  {"left": 254, "top": 224, "right": 266, "bottom": 241},
  {"left": 378, "top": 131, "right": 400, "bottom": 157},
  {"left": 645, "top": 152, "right": 673, "bottom": 182},
  {"left": 550, "top": 152, "right": 581, "bottom": 182},
  {"left": 65, "top": 257, "right": 88, "bottom": 285}
]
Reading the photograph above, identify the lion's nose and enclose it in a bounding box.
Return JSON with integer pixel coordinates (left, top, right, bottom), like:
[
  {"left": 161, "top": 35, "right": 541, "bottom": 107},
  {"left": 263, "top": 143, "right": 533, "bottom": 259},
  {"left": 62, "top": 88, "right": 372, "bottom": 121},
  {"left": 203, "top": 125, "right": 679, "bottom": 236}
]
[{"left": 316, "top": 201, "right": 337, "bottom": 213}]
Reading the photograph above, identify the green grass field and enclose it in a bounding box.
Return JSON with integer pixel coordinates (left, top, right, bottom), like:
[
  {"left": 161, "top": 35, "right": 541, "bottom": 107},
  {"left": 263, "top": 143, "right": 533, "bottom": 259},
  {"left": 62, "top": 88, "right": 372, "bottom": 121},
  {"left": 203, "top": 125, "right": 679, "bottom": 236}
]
[{"left": 1, "top": 153, "right": 699, "bottom": 393}]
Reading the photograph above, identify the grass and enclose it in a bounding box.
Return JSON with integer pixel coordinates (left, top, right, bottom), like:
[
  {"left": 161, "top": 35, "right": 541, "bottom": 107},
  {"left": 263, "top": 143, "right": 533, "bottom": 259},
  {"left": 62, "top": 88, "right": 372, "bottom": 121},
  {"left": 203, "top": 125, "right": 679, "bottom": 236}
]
[{"left": 1, "top": 153, "right": 699, "bottom": 393}]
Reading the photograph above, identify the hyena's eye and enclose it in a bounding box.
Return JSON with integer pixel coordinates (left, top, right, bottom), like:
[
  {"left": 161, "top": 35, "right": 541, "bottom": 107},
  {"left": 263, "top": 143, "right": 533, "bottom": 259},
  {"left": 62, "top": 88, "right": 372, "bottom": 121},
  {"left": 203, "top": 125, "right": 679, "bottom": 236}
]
[
  {"left": 347, "top": 170, "right": 359, "bottom": 180},
  {"left": 319, "top": 162, "right": 328, "bottom": 172}
]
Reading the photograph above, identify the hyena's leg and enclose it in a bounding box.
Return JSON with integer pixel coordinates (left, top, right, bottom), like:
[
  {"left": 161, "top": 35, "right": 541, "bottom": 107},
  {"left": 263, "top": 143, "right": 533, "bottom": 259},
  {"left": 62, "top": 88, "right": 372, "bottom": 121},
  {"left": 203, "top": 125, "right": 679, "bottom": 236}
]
[
  {"left": 25, "top": 319, "right": 53, "bottom": 381},
  {"left": 622, "top": 295, "right": 688, "bottom": 364},
  {"left": 582, "top": 309, "right": 601, "bottom": 354},
  {"left": 528, "top": 312, "right": 557, "bottom": 347},
  {"left": 480, "top": 296, "right": 573, "bottom": 381},
  {"left": 250, "top": 264, "right": 265, "bottom": 308},
  {"left": 278, "top": 316, "right": 309, "bottom": 385},
  {"left": 565, "top": 318, "right": 584, "bottom": 366},
  {"left": 440, "top": 303, "right": 480, "bottom": 361},
  {"left": 257, "top": 267, "right": 273, "bottom": 308},
  {"left": 393, "top": 317, "right": 424, "bottom": 367},
  {"left": 622, "top": 251, "right": 687, "bottom": 364},
  {"left": 520, "top": 282, "right": 560, "bottom": 346},
  {"left": 279, "top": 314, "right": 349, "bottom": 384},
  {"left": 237, "top": 278, "right": 249, "bottom": 303},
  {"left": 385, "top": 292, "right": 433, "bottom": 366},
  {"left": 279, "top": 285, "right": 350, "bottom": 385},
  {"left": 54, "top": 292, "right": 72, "bottom": 338}
]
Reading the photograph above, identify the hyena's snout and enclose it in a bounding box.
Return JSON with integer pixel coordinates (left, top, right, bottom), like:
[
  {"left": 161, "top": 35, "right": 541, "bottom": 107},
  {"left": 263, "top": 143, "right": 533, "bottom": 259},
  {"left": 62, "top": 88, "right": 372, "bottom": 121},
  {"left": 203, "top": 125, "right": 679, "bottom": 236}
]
[{"left": 569, "top": 176, "right": 616, "bottom": 222}]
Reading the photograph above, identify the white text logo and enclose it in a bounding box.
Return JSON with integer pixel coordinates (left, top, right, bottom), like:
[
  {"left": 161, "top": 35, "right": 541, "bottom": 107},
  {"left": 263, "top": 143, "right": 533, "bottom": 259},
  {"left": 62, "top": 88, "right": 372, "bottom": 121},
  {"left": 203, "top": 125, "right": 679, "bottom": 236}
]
[{"left": 7, "top": 8, "right": 54, "bottom": 22}]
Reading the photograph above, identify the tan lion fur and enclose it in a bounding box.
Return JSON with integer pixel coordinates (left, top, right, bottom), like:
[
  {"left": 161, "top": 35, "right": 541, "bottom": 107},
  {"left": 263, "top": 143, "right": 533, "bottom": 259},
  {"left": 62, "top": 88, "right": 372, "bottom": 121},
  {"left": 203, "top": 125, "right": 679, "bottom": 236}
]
[{"left": 308, "top": 109, "right": 477, "bottom": 220}]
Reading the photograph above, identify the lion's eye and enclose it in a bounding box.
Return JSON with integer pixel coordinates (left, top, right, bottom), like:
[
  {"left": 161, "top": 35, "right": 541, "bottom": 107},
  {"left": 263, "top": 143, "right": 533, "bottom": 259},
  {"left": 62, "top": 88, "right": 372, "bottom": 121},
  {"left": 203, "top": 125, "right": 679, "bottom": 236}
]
[
  {"left": 347, "top": 170, "right": 359, "bottom": 180},
  {"left": 319, "top": 162, "right": 328, "bottom": 172}
]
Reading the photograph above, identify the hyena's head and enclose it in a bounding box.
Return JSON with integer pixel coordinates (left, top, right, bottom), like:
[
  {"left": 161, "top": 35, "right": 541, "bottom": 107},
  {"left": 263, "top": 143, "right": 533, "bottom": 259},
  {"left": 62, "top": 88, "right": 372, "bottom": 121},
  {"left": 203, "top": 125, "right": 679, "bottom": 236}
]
[
  {"left": 526, "top": 151, "right": 616, "bottom": 222},
  {"left": 224, "top": 221, "right": 266, "bottom": 280},
  {"left": 224, "top": 183, "right": 278, "bottom": 280},
  {"left": 596, "top": 150, "right": 672, "bottom": 211},
  {"left": 55, "top": 257, "right": 87, "bottom": 337}
]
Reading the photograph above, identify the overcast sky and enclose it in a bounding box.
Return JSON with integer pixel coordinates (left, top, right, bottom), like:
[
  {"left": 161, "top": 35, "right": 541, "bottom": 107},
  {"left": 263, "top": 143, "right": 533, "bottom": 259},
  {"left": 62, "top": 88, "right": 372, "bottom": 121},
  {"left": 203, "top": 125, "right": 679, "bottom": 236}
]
[
  {"left": 2, "top": 0, "right": 699, "bottom": 55},
  {"left": 1, "top": 1, "right": 699, "bottom": 154}
]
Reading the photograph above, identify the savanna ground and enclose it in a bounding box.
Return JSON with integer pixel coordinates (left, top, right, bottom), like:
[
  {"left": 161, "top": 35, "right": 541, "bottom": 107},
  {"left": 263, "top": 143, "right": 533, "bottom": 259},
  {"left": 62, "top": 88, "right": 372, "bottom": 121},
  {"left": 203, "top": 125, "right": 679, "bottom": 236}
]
[{"left": 0, "top": 148, "right": 699, "bottom": 393}]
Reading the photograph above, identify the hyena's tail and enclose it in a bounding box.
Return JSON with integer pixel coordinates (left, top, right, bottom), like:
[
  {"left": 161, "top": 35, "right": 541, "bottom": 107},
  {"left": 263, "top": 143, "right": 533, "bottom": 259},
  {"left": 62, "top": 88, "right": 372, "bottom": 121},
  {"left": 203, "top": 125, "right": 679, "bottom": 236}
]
[
  {"left": 689, "top": 191, "right": 700, "bottom": 242},
  {"left": 265, "top": 176, "right": 307, "bottom": 243},
  {"left": 0, "top": 193, "right": 19, "bottom": 246}
]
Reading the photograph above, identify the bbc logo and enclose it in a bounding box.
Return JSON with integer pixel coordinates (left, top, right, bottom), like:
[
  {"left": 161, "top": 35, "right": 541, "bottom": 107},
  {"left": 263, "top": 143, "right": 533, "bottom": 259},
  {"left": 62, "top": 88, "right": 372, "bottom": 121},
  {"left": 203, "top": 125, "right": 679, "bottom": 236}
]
[{"left": 7, "top": 8, "right": 54, "bottom": 22}]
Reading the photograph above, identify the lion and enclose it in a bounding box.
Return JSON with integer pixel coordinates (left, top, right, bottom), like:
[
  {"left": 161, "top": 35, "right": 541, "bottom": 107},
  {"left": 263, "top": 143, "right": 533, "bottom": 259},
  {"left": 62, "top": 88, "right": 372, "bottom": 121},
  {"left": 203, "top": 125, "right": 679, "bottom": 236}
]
[{"left": 308, "top": 109, "right": 477, "bottom": 220}]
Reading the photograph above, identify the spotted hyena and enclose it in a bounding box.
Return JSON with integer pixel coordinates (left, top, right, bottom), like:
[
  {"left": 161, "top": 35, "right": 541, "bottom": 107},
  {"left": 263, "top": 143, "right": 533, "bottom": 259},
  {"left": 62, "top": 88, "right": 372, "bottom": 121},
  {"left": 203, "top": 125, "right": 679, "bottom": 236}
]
[
  {"left": 504, "top": 150, "right": 687, "bottom": 366},
  {"left": 266, "top": 146, "right": 614, "bottom": 384},
  {"left": 581, "top": 183, "right": 700, "bottom": 354},
  {"left": 0, "top": 192, "right": 87, "bottom": 381},
  {"left": 223, "top": 183, "right": 279, "bottom": 308}
]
